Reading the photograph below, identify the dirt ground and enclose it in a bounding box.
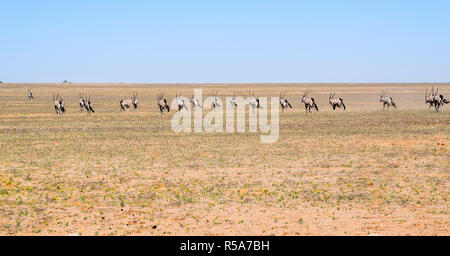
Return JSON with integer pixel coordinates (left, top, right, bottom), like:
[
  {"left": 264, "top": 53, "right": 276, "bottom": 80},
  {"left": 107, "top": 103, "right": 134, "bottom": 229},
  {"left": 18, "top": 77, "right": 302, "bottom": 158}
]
[{"left": 0, "top": 83, "right": 448, "bottom": 235}]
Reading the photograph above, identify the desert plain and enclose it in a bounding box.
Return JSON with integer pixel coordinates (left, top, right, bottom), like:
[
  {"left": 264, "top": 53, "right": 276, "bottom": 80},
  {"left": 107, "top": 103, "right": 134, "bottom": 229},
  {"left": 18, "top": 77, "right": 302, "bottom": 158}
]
[{"left": 0, "top": 83, "right": 448, "bottom": 235}]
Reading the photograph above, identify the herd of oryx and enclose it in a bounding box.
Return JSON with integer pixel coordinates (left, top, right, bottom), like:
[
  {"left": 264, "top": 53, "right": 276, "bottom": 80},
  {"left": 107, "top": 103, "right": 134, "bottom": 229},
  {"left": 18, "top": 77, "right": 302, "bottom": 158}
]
[{"left": 24, "top": 86, "right": 449, "bottom": 115}]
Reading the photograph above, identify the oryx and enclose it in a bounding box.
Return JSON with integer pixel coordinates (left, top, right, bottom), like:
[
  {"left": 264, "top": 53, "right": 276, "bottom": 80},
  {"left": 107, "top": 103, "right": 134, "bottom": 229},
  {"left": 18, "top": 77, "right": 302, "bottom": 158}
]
[
  {"left": 248, "top": 91, "right": 262, "bottom": 112},
  {"left": 425, "top": 86, "right": 438, "bottom": 111},
  {"left": 212, "top": 90, "right": 221, "bottom": 109},
  {"left": 190, "top": 94, "right": 203, "bottom": 109},
  {"left": 428, "top": 86, "right": 449, "bottom": 111},
  {"left": 120, "top": 92, "right": 138, "bottom": 111},
  {"left": 379, "top": 90, "right": 396, "bottom": 110},
  {"left": 279, "top": 91, "right": 292, "bottom": 111},
  {"left": 131, "top": 92, "right": 138, "bottom": 109},
  {"left": 85, "top": 95, "right": 95, "bottom": 115},
  {"left": 79, "top": 93, "right": 87, "bottom": 112},
  {"left": 52, "top": 93, "right": 66, "bottom": 115},
  {"left": 230, "top": 92, "right": 238, "bottom": 107},
  {"left": 27, "top": 89, "right": 35, "bottom": 100},
  {"left": 329, "top": 92, "right": 346, "bottom": 110},
  {"left": 157, "top": 92, "right": 170, "bottom": 114},
  {"left": 300, "top": 89, "right": 318, "bottom": 114},
  {"left": 176, "top": 91, "right": 189, "bottom": 111}
]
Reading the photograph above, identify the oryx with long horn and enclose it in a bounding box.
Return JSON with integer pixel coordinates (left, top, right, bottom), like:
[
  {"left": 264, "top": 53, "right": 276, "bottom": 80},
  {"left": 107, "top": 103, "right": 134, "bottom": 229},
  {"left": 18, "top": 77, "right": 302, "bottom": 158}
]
[
  {"left": 53, "top": 93, "right": 66, "bottom": 115},
  {"left": 329, "top": 92, "right": 346, "bottom": 110},
  {"left": 212, "top": 90, "right": 221, "bottom": 109},
  {"left": 176, "top": 91, "right": 189, "bottom": 111},
  {"left": 131, "top": 92, "right": 138, "bottom": 109},
  {"left": 279, "top": 91, "right": 292, "bottom": 111},
  {"left": 27, "top": 89, "right": 35, "bottom": 100},
  {"left": 428, "top": 86, "right": 449, "bottom": 111},
  {"left": 85, "top": 95, "right": 95, "bottom": 115},
  {"left": 300, "top": 89, "right": 318, "bottom": 114},
  {"left": 79, "top": 93, "right": 86, "bottom": 112},
  {"left": 379, "top": 90, "right": 396, "bottom": 110},
  {"left": 230, "top": 92, "right": 238, "bottom": 107},
  {"left": 248, "top": 91, "right": 262, "bottom": 112},
  {"left": 425, "top": 86, "right": 438, "bottom": 111},
  {"left": 120, "top": 92, "right": 138, "bottom": 111},
  {"left": 157, "top": 92, "right": 170, "bottom": 114},
  {"left": 190, "top": 93, "right": 203, "bottom": 109}
]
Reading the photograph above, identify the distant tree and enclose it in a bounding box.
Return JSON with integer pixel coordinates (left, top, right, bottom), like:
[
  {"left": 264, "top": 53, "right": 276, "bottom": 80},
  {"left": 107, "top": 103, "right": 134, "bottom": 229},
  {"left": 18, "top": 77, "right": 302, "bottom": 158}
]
[
  {"left": 0, "top": 81, "right": 3, "bottom": 83},
  {"left": 62, "top": 80, "right": 68, "bottom": 84}
]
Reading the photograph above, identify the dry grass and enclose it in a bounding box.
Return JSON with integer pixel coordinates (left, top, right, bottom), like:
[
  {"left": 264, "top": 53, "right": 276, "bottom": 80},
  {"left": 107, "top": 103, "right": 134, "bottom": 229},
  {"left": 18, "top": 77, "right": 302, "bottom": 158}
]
[{"left": 0, "top": 83, "right": 449, "bottom": 235}]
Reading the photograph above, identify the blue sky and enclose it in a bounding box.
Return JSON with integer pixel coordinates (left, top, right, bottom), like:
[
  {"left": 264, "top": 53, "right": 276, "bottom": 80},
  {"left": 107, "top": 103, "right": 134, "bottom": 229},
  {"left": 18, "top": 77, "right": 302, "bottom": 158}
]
[{"left": 1, "top": 0, "right": 449, "bottom": 83}]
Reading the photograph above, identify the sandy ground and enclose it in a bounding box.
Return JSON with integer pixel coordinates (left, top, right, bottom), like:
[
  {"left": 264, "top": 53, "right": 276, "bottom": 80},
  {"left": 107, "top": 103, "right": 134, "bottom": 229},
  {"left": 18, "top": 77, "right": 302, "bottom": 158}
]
[{"left": 0, "top": 83, "right": 448, "bottom": 235}]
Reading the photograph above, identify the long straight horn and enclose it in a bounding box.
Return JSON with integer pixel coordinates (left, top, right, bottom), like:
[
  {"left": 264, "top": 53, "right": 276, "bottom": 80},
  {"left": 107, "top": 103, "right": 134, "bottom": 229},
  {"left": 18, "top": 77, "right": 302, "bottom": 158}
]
[{"left": 304, "top": 89, "right": 311, "bottom": 97}]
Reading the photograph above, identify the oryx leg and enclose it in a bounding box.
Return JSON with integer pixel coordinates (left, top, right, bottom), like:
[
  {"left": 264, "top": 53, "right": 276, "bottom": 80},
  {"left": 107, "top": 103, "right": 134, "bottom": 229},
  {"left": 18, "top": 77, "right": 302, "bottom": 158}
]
[{"left": 435, "top": 102, "right": 440, "bottom": 112}]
